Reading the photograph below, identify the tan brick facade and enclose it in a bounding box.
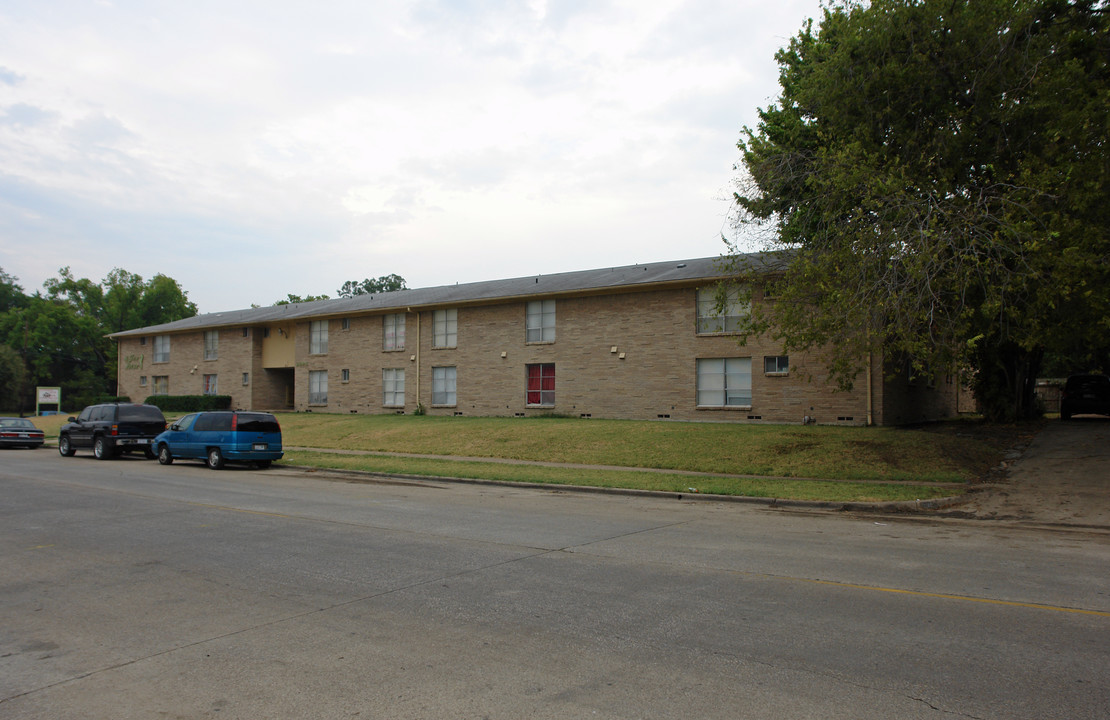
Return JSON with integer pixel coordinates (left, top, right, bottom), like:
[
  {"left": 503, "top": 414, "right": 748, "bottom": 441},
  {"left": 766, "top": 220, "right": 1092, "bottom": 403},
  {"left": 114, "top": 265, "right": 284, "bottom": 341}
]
[{"left": 115, "top": 280, "right": 962, "bottom": 425}]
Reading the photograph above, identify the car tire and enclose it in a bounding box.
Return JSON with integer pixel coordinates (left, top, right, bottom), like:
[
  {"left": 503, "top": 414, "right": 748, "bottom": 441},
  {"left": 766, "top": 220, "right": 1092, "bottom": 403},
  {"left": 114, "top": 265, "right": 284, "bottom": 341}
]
[
  {"left": 206, "top": 447, "right": 225, "bottom": 470},
  {"left": 157, "top": 444, "right": 174, "bottom": 465},
  {"left": 58, "top": 434, "right": 76, "bottom": 457},
  {"left": 93, "top": 436, "right": 112, "bottom": 460}
]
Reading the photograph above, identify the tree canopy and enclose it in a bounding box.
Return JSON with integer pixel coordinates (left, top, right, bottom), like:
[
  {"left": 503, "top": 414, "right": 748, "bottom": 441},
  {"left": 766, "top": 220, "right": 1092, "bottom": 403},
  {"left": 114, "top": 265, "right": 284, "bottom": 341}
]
[
  {"left": 337, "top": 274, "right": 408, "bottom": 298},
  {"left": 727, "top": 0, "right": 1109, "bottom": 421},
  {"left": 0, "top": 267, "right": 196, "bottom": 412}
]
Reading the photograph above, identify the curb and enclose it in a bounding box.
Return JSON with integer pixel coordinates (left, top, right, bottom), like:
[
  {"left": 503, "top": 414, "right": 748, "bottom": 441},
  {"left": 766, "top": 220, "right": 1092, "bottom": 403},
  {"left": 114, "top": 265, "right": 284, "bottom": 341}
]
[{"left": 280, "top": 464, "right": 970, "bottom": 514}]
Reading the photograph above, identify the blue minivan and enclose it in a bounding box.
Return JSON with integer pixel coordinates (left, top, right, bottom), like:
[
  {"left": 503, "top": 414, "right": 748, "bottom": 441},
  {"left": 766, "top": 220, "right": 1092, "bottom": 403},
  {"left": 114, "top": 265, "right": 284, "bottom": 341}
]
[{"left": 154, "top": 411, "right": 283, "bottom": 469}]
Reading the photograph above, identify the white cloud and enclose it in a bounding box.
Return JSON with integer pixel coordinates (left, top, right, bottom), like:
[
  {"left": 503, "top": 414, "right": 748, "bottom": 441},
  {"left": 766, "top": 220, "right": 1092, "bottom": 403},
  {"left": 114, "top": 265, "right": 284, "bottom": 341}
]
[{"left": 0, "top": 0, "right": 823, "bottom": 312}]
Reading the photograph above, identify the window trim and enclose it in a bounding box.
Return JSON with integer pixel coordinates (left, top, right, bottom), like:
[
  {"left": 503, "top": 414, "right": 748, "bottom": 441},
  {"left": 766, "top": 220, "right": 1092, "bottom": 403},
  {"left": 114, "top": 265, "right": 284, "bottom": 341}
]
[
  {"left": 383, "top": 313, "right": 406, "bottom": 351},
  {"left": 152, "top": 335, "right": 170, "bottom": 364},
  {"left": 310, "top": 320, "right": 329, "bottom": 355},
  {"left": 526, "top": 300, "right": 556, "bottom": 344},
  {"left": 383, "top": 368, "right": 405, "bottom": 407},
  {"left": 308, "top": 370, "right": 328, "bottom": 405},
  {"left": 696, "top": 357, "right": 753, "bottom": 409},
  {"left": 696, "top": 286, "right": 750, "bottom": 335},
  {"left": 525, "top": 363, "right": 555, "bottom": 407},
  {"left": 764, "top": 355, "right": 790, "bottom": 375},
  {"left": 204, "top": 330, "right": 219, "bottom": 361},
  {"left": 431, "top": 365, "right": 457, "bottom": 406},
  {"left": 432, "top": 309, "right": 457, "bottom": 349}
]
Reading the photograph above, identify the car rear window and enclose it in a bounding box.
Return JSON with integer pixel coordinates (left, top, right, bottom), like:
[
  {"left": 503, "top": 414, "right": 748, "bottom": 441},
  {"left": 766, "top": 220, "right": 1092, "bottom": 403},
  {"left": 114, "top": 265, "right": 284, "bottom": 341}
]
[
  {"left": 118, "top": 405, "right": 166, "bottom": 422},
  {"left": 236, "top": 413, "right": 280, "bottom": 433}
]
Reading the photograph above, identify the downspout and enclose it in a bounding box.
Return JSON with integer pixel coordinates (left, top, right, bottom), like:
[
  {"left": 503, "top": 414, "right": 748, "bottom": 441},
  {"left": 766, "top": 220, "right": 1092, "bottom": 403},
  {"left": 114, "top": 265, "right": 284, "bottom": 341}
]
[
  {"left": 413, "top": 310, "right": 420, "bottom": 408},
  {"left": 866, "top": 351, "right": 874, "bottom": 427}
]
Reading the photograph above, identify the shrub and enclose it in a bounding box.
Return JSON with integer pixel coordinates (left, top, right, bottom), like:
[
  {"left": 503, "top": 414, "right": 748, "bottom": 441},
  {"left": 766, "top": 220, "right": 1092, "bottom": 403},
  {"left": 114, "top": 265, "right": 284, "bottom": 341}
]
[{"left": 144, "top": 395, "right": 232, "bottom": 412}]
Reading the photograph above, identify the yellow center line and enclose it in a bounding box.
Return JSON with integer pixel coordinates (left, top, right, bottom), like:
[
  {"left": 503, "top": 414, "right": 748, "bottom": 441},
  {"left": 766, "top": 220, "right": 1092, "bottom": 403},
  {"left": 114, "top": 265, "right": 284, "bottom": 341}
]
[{"left": 800, "top": 576, "right": 1110, "bottom": 617}]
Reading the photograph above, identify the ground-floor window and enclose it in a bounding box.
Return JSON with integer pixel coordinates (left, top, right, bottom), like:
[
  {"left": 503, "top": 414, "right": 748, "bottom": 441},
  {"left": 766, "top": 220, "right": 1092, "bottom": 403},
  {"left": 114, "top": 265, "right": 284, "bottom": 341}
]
[
  {"left": 526, "top": 363, "right": 555, "bottom": 406},
  {"left": 309, "top": 370, "right": 328, "bottom": 405},
  {"left": 432, "top": 366, "right": 456, "bottom": 406},
  {"left": 153, "top": 376, "right": 168, "bottom": 394},
  {"left": 203, "top": 374, "right": 218, "bottom": 395},
  {"left": 139, "top": 376, "right": 147, "bottom": 387},
  {"left": 697, "top": 358, "right": 752, "bottom": 407},
  {"left": 383, "top": 368, "right": 405, "bottom": 407}
]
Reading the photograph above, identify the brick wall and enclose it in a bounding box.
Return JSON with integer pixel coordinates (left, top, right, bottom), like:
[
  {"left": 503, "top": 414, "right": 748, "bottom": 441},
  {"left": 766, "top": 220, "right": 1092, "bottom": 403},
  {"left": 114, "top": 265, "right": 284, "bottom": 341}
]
[{"left": 115, "top": 284, "right": 961, "bottom": 425}]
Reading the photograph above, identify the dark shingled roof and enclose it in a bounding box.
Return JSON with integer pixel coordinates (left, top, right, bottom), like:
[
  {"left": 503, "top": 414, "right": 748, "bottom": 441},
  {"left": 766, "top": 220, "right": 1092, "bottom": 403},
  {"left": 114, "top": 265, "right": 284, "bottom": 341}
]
[{"left": 109, "top": 253, "right": 775, "bottom": 338}]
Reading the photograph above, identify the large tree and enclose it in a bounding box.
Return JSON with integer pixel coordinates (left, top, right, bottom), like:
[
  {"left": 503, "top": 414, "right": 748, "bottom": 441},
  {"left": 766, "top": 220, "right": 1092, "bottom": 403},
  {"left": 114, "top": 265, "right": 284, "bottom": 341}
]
[
  {"left": 727, "top": 0, "right": 1109, "bottom": 422},
  {"left": 0, "top": 267, "right": 196, "bottom": 407}
]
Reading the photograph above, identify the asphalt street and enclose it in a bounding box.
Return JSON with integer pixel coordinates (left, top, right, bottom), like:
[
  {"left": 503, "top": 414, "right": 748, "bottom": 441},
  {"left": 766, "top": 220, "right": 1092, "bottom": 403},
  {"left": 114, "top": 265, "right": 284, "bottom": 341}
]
[{"left": 1, "top": 446, "right": 1108, "bottom": 719}]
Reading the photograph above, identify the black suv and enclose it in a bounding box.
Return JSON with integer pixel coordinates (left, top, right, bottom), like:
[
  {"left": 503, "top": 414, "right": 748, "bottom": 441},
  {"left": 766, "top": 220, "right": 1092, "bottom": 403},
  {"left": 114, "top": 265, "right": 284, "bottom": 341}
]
[
  {"left": 1060, "top": 374, "right": 1110, "bottom": 420},
  {"left": 58, "top": 403, "right": 167, "bottom": 459}
]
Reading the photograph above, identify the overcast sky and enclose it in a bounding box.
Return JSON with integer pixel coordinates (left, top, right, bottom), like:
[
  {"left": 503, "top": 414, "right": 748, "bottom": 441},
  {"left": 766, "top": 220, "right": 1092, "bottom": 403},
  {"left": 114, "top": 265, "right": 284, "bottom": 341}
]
[{"left": 1, "top": 0, "right": 822, "bottom": 313}]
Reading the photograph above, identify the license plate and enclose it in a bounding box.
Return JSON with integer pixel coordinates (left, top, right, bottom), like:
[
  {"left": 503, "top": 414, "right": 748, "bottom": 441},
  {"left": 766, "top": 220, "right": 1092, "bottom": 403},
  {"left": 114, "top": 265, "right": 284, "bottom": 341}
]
[
  {"left": 136, "top": 439, "right": 149, "bottom": 444},
  {"left": 19, "top": 433, "right": 29, "bottom": 438},
  {"left": 253, "top": 443, "right": 268, "bottom": 451}
]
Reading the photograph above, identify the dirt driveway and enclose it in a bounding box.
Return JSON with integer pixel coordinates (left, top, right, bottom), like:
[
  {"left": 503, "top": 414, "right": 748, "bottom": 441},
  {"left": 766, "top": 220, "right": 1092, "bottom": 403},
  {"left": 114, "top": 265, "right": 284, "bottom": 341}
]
[{"left": 959, "top": 418, "right": 1110, "bottom": 530}]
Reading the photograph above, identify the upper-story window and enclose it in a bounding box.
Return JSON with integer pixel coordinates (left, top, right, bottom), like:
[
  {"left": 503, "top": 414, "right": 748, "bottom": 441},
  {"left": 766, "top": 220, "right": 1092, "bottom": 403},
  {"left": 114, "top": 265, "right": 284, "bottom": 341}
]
[
  {"left": 310, "top": 320, "right": 328, "bottom": 354},
  {"left": 384, "top": 313, "right": 405, "bottom": 351},
  {"left": 433, "top": 309, "right": 457, "bottom": 348},
  {"left": 341, "top": 318, "right": 351, "bottom": 331},
  {"left": 696, "top": 286, "right": 749, "bottom": 334},
  {"left": 204, "top": 330, "right": 218, "bottom": 360},
  {"left": 526, "top": 300, "right": 555, "bottom": 343},
  {"left": 153, "top": 335, "right": 170, "bottom": 363}
]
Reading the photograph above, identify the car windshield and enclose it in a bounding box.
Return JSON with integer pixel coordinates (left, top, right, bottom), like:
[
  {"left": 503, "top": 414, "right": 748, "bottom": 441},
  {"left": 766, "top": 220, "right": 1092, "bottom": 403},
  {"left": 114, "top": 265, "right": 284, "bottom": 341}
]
[
  {"left": 118, "top": 405, "right": 165, "bottom": 422},
  {"left": 237, "top": 414, "right": 280, "bottom": 433}
]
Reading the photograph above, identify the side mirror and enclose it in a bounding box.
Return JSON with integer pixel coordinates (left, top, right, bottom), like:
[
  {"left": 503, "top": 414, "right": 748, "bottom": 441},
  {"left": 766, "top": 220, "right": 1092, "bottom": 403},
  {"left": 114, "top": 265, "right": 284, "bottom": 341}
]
[{"left": 67, "top": 417, "right": 77, "bottom": 422}]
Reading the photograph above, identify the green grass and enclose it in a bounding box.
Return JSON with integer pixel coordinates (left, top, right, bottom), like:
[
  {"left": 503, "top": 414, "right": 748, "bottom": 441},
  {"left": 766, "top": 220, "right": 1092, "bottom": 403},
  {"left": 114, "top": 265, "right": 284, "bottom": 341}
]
[
  {"left": 285, "top": 451, "right": 956, "bottom": 503},
  {"left": 275, "top": 413, "right": 1000, "bottom": 483},
  {"left": 15, "top": 409, "right": 1021, "bottom": 503}
]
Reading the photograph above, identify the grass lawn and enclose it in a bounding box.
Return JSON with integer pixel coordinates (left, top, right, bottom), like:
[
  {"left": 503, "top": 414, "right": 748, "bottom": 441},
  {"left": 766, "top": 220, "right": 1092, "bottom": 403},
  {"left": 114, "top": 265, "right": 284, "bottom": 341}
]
[
  {"left": 15, "top": 410, "right": 1031, "bottom": 503},
  {"left": 273, "top": 413, "right": 1031, "bottom": 502}
]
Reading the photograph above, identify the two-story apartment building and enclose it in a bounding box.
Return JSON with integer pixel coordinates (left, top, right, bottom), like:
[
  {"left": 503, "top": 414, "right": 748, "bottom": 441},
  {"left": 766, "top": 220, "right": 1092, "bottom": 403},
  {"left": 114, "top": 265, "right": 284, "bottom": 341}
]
[{"left": 108, "top": 256, "right": 963, "bottom": 425}]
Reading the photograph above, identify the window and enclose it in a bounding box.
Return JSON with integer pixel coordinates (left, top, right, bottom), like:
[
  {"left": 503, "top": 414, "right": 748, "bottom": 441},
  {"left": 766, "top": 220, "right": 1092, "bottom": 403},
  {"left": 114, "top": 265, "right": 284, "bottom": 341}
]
[
  {"left": 203, "top": 374, "right": 218, "bottom": 395},
  {"left": 204, "top": 330, "right": 218, "bottom": 360},
  {"left": 526, "top": 363, "right": 555, "bottom": 406},
  {"left": 341, "top": 368, "right": 350, "bottom": 383},
  {"left": 263, "top": 327, "right": 271, "bottom": 338},
  {"left": 764, "top": 356, "right": 789, "bottom": 374},
  {"left": 242, "top": 372, "right": 250, "bottom": 386},
  {"left": 139, "top": 376, "right": 147, "bottom": 387},
  {"left": 433, "top": 309, "right": 457, "bottom": 348},
  {"left": 383, "top": 313, "right": 405, "bottom": 351},
  {"left": 139, "top": 337, "right": 147, "bottom": 346},
  {"left": 241, "top": 328, "right": 250, "bottom": 338},
  {"left": 153, "top": 335, "right": 170, "bottom": 363},
  {"left": 310, "top": 320, "right": 328, "bottom": 354},
  {"left": 526, "top": 300, "right": 555, "bottom": 343},
  {"left": 153, "top": 376, "right": 169, "bottom": 394},
  {"left": 309, "top": 370, "right": 328, "bottom": 405},
  {"left": 696, "top": 286, "right": 749, "bottom": 334},
  {"left": 697, "top": 358, "right": 752, "bottom": 407},
  {"left": 383, "top": 368, "right": 405, "bottom": 407},
  {"left": 341, "top": 318, "right": 351, "bottom": 331},
  {"left": 432, "top": 366, "right": 456, "bottom": 405}
]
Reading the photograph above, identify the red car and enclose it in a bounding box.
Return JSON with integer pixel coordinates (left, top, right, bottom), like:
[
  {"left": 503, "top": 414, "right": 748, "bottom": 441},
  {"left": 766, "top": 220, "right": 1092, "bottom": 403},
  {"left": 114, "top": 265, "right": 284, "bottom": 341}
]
[{"left": 0, "top": 417, "right": 45, "bottom": 449}]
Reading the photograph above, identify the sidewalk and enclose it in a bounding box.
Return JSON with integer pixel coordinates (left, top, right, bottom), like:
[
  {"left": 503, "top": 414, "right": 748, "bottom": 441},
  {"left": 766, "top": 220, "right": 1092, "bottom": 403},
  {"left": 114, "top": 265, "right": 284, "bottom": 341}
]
[{"left": 958, "top": 418, "right": 1110, "bottom": 530}]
